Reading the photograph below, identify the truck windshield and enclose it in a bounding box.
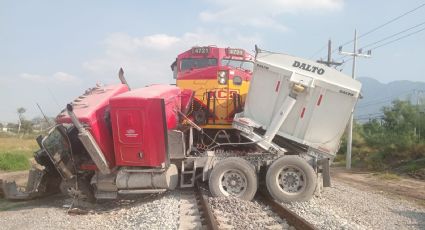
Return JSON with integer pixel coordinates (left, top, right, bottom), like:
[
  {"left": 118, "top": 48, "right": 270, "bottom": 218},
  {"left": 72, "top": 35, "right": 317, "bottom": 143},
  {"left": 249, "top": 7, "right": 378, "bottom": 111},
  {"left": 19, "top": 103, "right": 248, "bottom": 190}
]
[
  {"left": 42, "top": 125, "right": 71, "bottom": 159},
  {"left": 221, "top": 59, "right": 254, "bottom": 72},
  {"left": 180, "top": 58, "right": 217, "bottom": 71}
]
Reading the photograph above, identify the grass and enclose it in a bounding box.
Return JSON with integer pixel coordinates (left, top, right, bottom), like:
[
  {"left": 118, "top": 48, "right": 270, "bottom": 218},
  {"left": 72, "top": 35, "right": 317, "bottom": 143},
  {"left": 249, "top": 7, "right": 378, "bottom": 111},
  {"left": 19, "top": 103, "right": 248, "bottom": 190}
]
[
  {"left": 373, "top": 171, "right": 401, "bottom": 180},
  {"left": 333, "top": 154, "right": 346, "bottom": 167},
  {"left": 0, "top": 137, "right": 38, "bottom": 171},
  {"left": 0, "top": 198, "right": 30, "bottom": 211},
  {"left": 398, "top": 158, "right": 425, "bottom": 173}
]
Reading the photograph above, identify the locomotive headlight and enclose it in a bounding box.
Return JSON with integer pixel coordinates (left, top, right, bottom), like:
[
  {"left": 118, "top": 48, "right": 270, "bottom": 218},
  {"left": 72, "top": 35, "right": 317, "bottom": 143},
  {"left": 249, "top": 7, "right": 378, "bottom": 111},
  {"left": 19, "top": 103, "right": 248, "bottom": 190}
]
[
  {"left": 233, "top": 76, "right": 242, "bottom": 85},
  {"left": 217, "top": 70, "right": 228, "bottom": 85}
]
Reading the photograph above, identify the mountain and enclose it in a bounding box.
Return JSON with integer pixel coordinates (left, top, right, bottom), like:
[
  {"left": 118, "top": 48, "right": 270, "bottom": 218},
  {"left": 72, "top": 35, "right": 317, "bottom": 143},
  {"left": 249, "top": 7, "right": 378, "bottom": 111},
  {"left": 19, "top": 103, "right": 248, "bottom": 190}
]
[{"left": 355, "top": 77, "right": 425, "bottom": 121}]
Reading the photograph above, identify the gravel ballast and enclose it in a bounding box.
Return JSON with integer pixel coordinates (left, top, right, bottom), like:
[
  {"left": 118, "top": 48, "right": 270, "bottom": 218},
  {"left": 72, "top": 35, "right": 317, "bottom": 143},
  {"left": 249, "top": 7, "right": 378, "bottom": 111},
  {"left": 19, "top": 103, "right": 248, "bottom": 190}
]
[
  {"left": 209, "top": 196, "right": 292, "bottom": 229},
  {"left": 0, "top": 180, "right": 424, "bottom": 229},
  {"left": 283, "top": 180, "right": 425, "bottom": 230},
  {"left": 0, "top": 191, "right": 181, "bottom": 230}
]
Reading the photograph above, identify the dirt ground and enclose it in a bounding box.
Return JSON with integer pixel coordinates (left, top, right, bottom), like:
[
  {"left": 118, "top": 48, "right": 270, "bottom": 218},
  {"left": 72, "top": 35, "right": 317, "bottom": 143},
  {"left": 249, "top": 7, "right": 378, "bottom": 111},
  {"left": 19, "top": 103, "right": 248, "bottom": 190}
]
[
  {"left": 331, "top": 167, "right": 425, "bottom": 206},
  {"left": 0, "top": 170, "right": 29, "bottom": 186}
]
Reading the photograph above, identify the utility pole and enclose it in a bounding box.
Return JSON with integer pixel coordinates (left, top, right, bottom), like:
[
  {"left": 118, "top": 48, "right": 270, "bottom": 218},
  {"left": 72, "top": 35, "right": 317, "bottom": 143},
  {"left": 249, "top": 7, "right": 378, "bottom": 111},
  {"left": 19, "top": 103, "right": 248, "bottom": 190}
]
[
  {"left": 317, "top": 39, "right": 343, "bottom": 68},
  {"left": 415, "top": 90, "right": 423, "bottom": 140},
  {"left": 339, "top": 30, "right": 371, "bottom": 169}
]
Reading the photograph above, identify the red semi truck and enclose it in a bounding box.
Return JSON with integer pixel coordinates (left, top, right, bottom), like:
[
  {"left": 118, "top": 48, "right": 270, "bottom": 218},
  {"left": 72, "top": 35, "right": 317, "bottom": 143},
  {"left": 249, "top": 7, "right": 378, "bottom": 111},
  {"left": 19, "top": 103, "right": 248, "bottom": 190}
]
[{"left": 1, "top": 48, "right": 361, "bottom": 203}]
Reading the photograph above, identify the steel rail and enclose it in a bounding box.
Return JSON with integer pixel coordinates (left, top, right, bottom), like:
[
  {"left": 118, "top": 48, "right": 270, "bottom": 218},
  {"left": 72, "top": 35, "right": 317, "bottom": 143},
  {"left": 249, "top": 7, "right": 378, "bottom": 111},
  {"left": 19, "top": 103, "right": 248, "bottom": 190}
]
[
  {"left": 195, "top": 183, "right": 220, "bottom": 230},
  {"left": 259, "top": 190, "right": 317, "bottom": 230}
]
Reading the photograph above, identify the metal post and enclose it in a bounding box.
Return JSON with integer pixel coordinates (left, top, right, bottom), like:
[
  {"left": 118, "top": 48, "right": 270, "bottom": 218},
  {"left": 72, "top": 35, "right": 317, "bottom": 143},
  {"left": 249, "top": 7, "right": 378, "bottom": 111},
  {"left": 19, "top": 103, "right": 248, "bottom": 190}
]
[
  {"left": 36, "top": 103, "right": 50, "bottom": 125},
  {"left": 339, "top": 29, "right": 371, "bottom": 170},
  {"left": 346, "top": 30, "right": 357, "bottom": 170},
  {"left": 317, "top": 39, "right": 342, "bottom": 68},
  {"left": 327, "top": 39, "right": 332, "bottom": 67}
]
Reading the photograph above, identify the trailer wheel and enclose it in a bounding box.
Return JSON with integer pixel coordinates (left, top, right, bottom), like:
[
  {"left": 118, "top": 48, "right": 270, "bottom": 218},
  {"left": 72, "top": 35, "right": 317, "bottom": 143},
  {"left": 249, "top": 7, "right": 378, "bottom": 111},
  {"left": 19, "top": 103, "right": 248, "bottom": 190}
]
[
  {"left": 209, "top": 157, "right": 257, "bottom": 200},
  {"left": 266, "top": 156, "right": 317, "bottom": 202}
]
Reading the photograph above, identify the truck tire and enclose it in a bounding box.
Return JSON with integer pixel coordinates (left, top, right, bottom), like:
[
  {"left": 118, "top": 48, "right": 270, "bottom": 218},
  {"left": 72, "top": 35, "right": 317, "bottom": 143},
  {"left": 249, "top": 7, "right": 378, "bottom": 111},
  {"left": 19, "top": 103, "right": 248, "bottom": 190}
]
[
  {"left": 209, "top": 157, "right": 257, "bottom": 200},
  {"left": 266, "top": 155, "right": 317, "bottom": 202}
]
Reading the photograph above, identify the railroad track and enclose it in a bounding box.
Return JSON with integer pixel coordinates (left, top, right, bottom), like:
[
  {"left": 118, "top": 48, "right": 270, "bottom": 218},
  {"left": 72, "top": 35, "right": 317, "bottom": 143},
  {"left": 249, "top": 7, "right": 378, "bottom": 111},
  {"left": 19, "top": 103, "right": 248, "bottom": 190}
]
[
  {"left": 177, "top": 184, "right": 219, "bottom": 230},
  {"left": 257, "top": 190, "right": 317, "bottom": 230},
  {"left": 180, "top": 183, "right": 316, "bottom": 230}
]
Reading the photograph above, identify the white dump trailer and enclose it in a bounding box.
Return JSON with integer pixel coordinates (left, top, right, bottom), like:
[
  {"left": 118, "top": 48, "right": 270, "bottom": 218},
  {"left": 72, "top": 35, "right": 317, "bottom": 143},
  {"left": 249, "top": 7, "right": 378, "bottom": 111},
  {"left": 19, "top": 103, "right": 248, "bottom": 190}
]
[{"left": 233, "top": 49, "right": 361, "bottom": 201}]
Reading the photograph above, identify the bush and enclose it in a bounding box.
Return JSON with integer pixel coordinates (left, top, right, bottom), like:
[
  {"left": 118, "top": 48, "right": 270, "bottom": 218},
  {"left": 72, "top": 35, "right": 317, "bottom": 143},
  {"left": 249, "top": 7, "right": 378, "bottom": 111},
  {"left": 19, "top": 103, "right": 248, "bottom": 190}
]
[
  {"left": 365, "top": 151, "right": 387, "bottom": 170},
  {"left": 0, "top": 152, "right": 31, "bottom": 171},
  {"left": 397, "top": 158, "right": 425, "bottom": 173}
]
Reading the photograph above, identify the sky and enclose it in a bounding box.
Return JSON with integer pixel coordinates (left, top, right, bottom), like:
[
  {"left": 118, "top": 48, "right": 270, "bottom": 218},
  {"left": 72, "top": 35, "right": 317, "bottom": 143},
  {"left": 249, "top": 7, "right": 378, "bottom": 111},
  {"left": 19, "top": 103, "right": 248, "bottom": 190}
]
[{"left": 1, "top": 0, "right": 424, "bottom": 122}]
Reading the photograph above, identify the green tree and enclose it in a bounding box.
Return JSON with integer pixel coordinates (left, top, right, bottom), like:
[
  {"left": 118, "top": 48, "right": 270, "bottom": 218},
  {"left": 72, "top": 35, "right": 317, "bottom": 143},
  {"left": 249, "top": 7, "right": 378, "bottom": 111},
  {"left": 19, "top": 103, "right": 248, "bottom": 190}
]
[
  {"left": 20, "top": 119, "right": 33, "bottom": 134},
  {"left": 356, "top": 100, "right": 424, "bottom": 170},
  {"left": 17, "top": 107, "right": 26, "bottom": 134}
]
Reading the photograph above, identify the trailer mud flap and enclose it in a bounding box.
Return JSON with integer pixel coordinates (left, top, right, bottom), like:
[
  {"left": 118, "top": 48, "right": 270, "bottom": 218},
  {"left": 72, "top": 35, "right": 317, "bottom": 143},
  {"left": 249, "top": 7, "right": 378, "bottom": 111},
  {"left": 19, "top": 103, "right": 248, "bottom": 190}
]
[
  {"left": 1, "top": 168, "right": 59, "bottom": 200},
  {"left": 319, "top": 158, "right": 331, "bottom": 187}
]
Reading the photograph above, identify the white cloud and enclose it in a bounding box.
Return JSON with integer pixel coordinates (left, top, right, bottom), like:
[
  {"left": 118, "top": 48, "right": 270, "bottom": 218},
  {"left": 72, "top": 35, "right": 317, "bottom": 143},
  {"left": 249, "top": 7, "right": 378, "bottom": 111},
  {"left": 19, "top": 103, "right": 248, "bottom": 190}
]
[
  {"left": 53, "top": 72, "right": 78, "bottom": 82},
  {"left": 83, "top": 30, "right": 260, "bottom": 87},
  {"left": 138, "top": 34, "right": 181, "bottom": 50},
  {"left": 20, "top": 73, "right": 45, "bottom": 82},
  {"left": 20, "top": 72, "right": 80, "bottom": 83},
  {"left": 200, "top": 0, "right": 343, "bottom": 31},
  {"left": 103, "top": 33, "right": 181, "bottom": 54}
]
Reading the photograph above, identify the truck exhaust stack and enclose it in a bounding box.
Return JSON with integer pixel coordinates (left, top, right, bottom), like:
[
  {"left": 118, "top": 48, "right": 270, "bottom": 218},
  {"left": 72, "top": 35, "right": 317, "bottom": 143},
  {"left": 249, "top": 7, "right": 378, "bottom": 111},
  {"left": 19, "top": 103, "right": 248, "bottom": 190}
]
[{"left": 66, "top": 104, "right": 111, "bottom": 175}]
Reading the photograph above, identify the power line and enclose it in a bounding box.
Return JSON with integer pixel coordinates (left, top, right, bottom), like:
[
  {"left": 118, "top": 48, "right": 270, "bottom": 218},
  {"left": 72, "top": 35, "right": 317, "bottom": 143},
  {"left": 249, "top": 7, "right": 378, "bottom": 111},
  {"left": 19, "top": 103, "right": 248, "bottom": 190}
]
[
  {"left": 357, "top": 3, "right": 425, "bottom": 40},
  {"left": 316, "top": 40, "right": 343, "bottom": 67},
  {"left": 309, "top": 43, "right": 328, "bottom": 59},
  {"left": 337, "top": 57, "right": 353, "bottom": 71},
  {"left": 338, "top": 24, "right": 425, "bottom": 67},
  {"left": 335, "top": 54, "right": 353, "bottom": 62},
  {"left": 361, "top": 89, "right": 417, "bottom": 103},
  {"left": 333, "top": 2, "right": 425, "bottom": 53},
  {"left": 370, "top": 26, "right": 425, "bottom": 50},
  {"left": 358, "top": 99, "right": 396, "bottom": 108},
  {"left": 357, "top": 90, "right": 417, "bottom": 108},
  {"left": 355, "top": 112, "right": 384, "bottom": 119},
  {"left": 358, "top": 91, "right": 412, "bottom": 105},
  {"left": 361, "top": 21, "right": 425, "bottom": 49},
  {"left": 355, "top": 114, "right": 384, "bottom": 118},
  {"left": 355, "top": 116, "right": 384, "bottom": 121}
]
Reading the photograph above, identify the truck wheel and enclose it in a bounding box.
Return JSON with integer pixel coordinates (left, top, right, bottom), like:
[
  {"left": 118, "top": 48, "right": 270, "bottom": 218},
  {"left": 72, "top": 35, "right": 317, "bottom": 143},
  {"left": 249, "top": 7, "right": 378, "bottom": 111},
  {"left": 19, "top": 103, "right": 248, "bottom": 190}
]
[
  {"left": 266, "top": 155, "right": 317, "bottom": 202},
  {"left": 209, "top": 157, "right": 257, "bottom": 200}
]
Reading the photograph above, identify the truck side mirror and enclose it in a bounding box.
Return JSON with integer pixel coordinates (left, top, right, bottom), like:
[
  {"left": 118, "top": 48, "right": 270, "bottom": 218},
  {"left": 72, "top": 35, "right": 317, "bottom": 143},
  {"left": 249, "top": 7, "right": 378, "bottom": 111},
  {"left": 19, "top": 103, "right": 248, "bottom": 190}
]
[{"left": 171, "top": 59, "right": 178, "bottom": 79}]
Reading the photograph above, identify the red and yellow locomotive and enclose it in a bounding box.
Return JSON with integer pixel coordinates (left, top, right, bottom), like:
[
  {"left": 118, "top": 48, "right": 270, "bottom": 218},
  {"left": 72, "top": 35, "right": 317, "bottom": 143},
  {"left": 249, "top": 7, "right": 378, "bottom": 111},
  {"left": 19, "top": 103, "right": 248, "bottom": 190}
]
[{"left": 171, "top": 46, "right": 254, "bottom": 130}]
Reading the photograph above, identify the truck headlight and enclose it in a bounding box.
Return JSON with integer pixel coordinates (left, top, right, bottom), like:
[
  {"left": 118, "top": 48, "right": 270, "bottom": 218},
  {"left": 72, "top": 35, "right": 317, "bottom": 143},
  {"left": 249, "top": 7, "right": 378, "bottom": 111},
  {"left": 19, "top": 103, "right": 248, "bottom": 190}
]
[{"left": 217, "top": 71, "right": 228, "bottom": 85}]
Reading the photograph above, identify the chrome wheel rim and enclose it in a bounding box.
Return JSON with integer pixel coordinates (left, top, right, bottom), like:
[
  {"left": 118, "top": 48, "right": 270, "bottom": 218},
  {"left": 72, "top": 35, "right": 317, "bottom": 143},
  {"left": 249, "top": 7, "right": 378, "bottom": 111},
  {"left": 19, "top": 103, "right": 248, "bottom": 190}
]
[
  {"left": 276, "top": 165, "right": 306, "bottom": 195},
  {"left": 218, "top": 169, "right": 247, "bottom": 197}
]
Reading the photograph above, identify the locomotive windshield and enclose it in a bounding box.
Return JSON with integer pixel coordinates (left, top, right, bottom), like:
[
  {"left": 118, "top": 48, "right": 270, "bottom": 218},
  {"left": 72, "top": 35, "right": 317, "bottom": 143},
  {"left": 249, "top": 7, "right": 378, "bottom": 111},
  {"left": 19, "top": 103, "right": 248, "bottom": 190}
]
[
  {"left": 221, "top": 59, "right": 254, "bottom": 72},
  {"left": 180, "top": 58, "right": 217, "bottom": 71}
]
